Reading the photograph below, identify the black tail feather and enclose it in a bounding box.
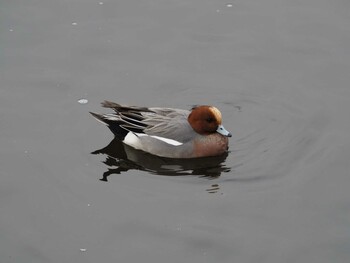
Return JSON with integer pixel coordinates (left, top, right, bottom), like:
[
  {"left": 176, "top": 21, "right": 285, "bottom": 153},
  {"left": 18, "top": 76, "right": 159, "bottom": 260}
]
[{"left": 90, "top": 112, "right": 129, "bottom": 140}]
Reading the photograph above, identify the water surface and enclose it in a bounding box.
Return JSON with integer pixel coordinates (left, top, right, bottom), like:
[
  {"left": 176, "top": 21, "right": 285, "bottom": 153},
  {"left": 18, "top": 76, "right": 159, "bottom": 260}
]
[{"left": 1, "top": 1, "right": 350, "bottom": 262}]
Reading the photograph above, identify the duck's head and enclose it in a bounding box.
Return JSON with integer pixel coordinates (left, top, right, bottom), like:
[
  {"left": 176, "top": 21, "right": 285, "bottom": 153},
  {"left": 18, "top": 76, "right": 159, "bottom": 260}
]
[{"left": 188, "top": 106, "right": 232, "bottom": 137}]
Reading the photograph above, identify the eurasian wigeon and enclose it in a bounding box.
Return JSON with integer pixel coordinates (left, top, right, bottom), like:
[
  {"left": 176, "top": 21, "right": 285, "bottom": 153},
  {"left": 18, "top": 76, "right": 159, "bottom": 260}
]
[{"left": 90, "top": 101, "right": 231, "bottom": 158}]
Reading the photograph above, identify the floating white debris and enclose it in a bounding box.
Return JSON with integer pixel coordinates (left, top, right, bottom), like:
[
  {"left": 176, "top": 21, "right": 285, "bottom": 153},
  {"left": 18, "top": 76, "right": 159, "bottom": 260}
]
[
  {"left": 226, "top": 3, "right": 233, "bottom": 7},
  {"left": 78, "top": 98, "right": 88, "bottom": 104},
  {"left": 87, "top": 204, "right": 91, "bottom": 207},
  {"left": 9, "top": 29, "right": 14, "bottom": 32},
  {"left": 72, "top": 22, "right": 78, "bottom": 26},
  {"left": 80, "top": 248, "right": 87, "bottom": 252},
  {"left": 99, "top": 1, "right": 104, "bottom": 5}
]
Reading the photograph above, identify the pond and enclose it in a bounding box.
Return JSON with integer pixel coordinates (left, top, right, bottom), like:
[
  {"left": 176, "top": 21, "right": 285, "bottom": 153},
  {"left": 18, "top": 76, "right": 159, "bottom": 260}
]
[{"left": 1, "top": 1, "right": 350, "bottom": 262}]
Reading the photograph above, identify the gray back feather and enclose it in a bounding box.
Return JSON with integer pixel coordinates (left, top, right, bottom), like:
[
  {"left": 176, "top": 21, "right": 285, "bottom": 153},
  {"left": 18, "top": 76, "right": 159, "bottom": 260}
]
[{"left": 142, "top": 108, "right": 196, "bottom": 143}]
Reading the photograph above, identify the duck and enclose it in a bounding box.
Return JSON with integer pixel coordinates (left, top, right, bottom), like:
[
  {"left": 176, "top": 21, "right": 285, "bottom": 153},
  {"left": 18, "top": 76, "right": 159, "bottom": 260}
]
[{"left": 90, "top": 101, "right": 231, "bottom": 158}]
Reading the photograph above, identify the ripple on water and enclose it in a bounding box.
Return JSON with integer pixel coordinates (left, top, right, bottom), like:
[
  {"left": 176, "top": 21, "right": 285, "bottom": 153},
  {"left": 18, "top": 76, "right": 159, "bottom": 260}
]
[
  {"left": 90, "top": 94, "right": 328, "bottom": 185},
  {"left": 226, "top": 94, "right": 328, "bottom": 184}
]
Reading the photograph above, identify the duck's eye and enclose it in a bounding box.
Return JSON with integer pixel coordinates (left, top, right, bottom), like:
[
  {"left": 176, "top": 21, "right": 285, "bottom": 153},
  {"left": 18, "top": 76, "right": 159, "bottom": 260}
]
[{"left": 206, "top": 117, "right": 214, "bottom": 123}]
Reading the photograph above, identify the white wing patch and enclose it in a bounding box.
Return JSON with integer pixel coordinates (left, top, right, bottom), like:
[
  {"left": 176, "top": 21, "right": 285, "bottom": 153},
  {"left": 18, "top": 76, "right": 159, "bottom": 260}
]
[
  {"left": 124, "top": 132, "right": 183, "bottom": 147},
  {"left": 149, "top": 135, "right": 183, "bottom": 146}
]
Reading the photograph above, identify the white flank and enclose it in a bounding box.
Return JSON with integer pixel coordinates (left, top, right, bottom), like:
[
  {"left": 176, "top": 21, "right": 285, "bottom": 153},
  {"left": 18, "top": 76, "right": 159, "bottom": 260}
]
[{"left": 124, "top": 132, "right": 142, "bottom": 148}]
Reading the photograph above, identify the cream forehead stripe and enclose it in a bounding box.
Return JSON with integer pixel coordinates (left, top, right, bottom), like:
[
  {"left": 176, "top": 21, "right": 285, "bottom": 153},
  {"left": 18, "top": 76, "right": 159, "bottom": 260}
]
[{"left": 209, "top": 107, "right": 222, "bottom": 123}]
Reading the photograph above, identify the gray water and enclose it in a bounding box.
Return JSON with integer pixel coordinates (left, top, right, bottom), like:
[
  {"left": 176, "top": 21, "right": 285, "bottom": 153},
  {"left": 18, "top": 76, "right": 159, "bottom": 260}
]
[{"left": 1, "top": 1, "right": 350, "bottom": 262}]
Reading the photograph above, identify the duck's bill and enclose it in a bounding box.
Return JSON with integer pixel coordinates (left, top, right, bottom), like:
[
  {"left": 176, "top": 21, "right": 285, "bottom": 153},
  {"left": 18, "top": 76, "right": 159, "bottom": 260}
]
[{"left": 216, "top": 125, "right": 232, "bottom": 137}]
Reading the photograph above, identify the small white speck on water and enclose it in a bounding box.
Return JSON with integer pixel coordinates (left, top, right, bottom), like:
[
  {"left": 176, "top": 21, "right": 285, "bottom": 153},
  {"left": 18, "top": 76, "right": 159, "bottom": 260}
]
[
  {"left": 216, "top": 9, "right": 220, "bottom": 13},
  {"left": 24, "top": 150, "right": 28, "bottom": 154},
  {"left": 226, "top": 3, "right": 234, "bottom": 8},
  {"left": 80, "top": 248, "right": 87, "bottom": 252},
  {"left": 99, "top": 1, "right": 104, "bottom": 5},
  {"left": 87, "top": 204, "right": 91, "bottom": 207},
  {"left": 78, "top": 98, "right": 88, "bottom": 104},
  {"left": 9, "top": 29, "right": 14, "bottom": 32},
  {"left": 72, "top": 22, "right": 78, "bottom": 26}
]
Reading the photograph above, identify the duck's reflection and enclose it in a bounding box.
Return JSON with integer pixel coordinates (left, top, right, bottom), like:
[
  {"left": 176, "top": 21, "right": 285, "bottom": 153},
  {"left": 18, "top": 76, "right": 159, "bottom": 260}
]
[{"left": 92, "top": 138, "right": 230, "bottom": 181}]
